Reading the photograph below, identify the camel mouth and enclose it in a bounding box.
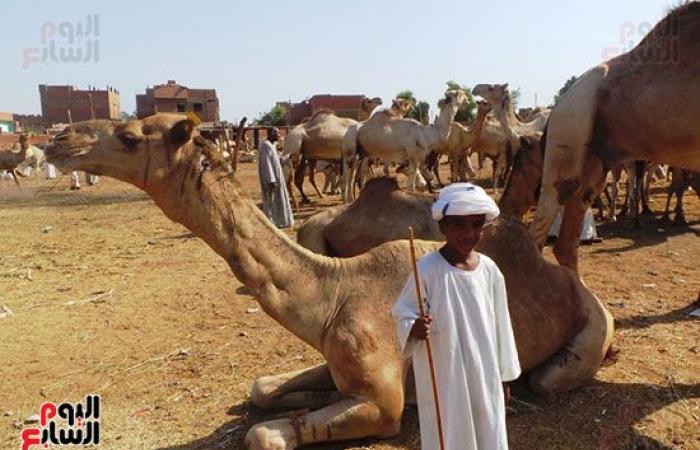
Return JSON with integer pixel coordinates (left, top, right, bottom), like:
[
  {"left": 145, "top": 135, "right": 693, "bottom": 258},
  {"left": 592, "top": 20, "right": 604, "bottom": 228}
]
[{"left": 44, "top": 141, "right": 94, "bottom": 170}]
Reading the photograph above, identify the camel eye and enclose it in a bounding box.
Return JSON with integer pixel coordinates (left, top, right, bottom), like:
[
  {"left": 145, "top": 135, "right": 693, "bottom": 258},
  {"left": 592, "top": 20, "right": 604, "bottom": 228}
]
[{"left": 119, "top": 134, "right": 140, "bottom": 152}]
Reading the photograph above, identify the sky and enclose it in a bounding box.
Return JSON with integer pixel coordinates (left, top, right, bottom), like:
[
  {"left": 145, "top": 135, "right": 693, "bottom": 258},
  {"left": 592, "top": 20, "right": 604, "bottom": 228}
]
[{"left": 0, "top": 0, "right": 681, "bottom": 122}]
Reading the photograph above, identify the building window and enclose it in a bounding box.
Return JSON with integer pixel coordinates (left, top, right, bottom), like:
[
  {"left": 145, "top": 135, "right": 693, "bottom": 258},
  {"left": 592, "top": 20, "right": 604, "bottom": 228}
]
[
  {"left": 177, "top": 103, "right": 186, "bottom": 113},
  {"left": 193, "top": 103, "right": 203, "bottom": 112}
]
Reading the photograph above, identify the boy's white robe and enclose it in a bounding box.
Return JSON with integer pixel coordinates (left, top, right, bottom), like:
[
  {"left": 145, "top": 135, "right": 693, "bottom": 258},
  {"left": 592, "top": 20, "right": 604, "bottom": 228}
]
[{"left": 392, "top": 251, "right": 521, "bottom": 450}]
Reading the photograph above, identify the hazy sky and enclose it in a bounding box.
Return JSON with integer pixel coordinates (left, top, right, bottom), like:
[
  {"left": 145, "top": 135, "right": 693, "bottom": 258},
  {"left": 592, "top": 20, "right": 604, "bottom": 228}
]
[{"left": 0, "top": 0, "right": 680, "bottom": 121}]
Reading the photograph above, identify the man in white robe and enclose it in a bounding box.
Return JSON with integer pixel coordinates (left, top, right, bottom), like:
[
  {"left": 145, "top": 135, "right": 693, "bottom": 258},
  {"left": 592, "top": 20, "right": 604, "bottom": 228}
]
[
  {"left": 392, "top": 183, "right": 521, "bottom": 450},
  {"left": 257, "top": 127, "right": 294, "bottom": 228}
]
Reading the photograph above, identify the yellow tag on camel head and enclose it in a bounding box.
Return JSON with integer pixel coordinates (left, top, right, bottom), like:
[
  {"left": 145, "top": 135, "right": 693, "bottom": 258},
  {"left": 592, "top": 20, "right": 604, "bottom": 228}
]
[{"left": 186, "top": 112, "right": 202, "bottom": 126}]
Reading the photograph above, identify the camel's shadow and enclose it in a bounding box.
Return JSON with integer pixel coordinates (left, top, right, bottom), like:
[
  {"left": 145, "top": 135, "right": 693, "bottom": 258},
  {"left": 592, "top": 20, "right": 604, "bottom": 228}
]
[
  {"left": 593, "top": 216, "right": 699, "bottom": 254},
  {"left": 156, "top": 381, "right": 699, "bottom": 450},
  {"left": 615, "top": 301, "right": 699, "bottom": 330}
]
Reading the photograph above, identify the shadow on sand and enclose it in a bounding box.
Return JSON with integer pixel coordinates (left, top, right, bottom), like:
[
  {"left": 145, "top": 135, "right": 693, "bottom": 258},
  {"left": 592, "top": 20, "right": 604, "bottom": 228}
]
[{"left": 155, "top": 380, "right": 699, "bottom": 450}]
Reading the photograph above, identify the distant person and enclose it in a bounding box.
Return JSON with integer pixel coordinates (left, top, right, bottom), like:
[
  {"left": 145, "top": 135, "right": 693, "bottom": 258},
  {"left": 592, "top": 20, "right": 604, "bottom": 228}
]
[
  {"left": 257, "top": 127, "right": 294, "bottom": 228},
  {"left": 70, "top": 172, "right": 99, "bottom": 190},
  {"left": 548, "top": 207, "right": 603, "bottom": 245}
]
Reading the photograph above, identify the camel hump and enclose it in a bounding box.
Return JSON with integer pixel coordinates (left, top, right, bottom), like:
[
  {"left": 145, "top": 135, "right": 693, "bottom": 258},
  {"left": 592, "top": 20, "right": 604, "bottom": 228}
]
[
  {"left": 303, "top": 109, "right": 336, "bottom": 123},
  {"left": 357, "top": 176, "right": 400, "bottom": 200}
]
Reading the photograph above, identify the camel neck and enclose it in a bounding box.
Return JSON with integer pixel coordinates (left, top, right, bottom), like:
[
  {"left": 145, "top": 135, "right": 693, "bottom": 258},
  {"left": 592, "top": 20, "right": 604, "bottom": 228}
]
[
  {"left": 433, "top": 103, "right": 459, "bottom": 145},
  {"left": 149, "top": 159, "right": 333, "bottom": 350},
  {"left": 495, "top": 98, "right": 522, "bottom": 140}
]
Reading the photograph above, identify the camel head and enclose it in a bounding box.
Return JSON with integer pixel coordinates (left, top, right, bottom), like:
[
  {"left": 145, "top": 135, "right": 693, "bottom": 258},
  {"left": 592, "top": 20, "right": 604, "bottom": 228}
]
[
  {"left": 390, "top": 98, "right": 415, "bottom": 117},
  {"left": 45, "top": 113, "right": 230, "bottom": 192},
  {"left": 472, "top": 83, "right": 509, "bottom": 109},
  {"left": 442, "top": 90, "right": 467, "bottom": 109},
  {"left": 476, "top": 100, "right": 492, "bottom": 117},
  {"left": 361, "top": 96, "right": 383, "bottom": 114}
]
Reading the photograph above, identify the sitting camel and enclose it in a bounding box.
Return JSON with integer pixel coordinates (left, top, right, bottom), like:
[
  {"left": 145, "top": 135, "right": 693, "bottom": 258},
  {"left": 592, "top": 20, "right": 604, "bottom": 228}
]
[
  {"left": 298, "top": 133, "right": 544, "bottom": 258},
  {"left": 46, "top": 114, "right": 612, "bottom": 449},
  {"left": 527, "top": 2, "right": 700, "bottom": 272},
  {"left": 0, "top": 134, "right": 29, "bottom": 187}
]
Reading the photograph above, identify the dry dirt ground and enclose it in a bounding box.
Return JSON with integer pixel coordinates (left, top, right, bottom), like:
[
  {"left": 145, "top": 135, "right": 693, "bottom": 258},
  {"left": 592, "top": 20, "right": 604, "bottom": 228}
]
[{"left": 1, "top": 162, "right": 698, "bottom": 450}]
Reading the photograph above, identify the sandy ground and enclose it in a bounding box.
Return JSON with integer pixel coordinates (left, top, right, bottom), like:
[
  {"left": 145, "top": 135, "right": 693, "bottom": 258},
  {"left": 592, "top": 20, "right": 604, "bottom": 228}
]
[{"left": 1, "top": 162, "right": 698, "bottom": 450}]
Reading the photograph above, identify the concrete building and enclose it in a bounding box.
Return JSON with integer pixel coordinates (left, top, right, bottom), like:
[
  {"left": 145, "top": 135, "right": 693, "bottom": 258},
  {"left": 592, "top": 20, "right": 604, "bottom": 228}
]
[
  {"left": 0, "top": 112, "right": 15, "bottom": 133},
  {"left": 39, "top": 85, "right": 121, "bottom": 125},
  {"left": 136, "top": 80, "right": 220, "bottom": 122}
]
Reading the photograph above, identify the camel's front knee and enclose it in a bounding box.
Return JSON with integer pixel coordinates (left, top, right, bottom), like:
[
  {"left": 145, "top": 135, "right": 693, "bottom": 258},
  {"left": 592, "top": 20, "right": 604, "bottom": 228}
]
[{"left": 250, "top": 375, "right": 282, "bottom": 409}]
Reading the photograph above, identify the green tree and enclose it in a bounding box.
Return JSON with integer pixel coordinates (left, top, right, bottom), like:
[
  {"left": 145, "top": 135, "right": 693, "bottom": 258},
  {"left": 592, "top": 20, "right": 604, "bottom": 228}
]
[
  {"left": 256, "top": 104, "right": 288, "bottom": 126},
  {"left": 395, "top": 90, "right": 430, "bottom": 123},
  {"left": 554, "top": 76, "right": 578, "bottom": 104},
  {"left": 441, "top": 80, "right": 477, "bottom": 123},
  {"left": 510, "top": 87, "right": 522, "bottom": 108}
]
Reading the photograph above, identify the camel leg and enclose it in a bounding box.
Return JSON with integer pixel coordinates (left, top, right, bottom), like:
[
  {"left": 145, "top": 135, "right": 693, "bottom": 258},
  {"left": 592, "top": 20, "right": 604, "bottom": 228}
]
[
  {"left": 294, "top": 156, "right": 311, "bottom": 204},
  {"left": 609, "top": 177, "right": 619, "bottom": 222},
  {"left": 11, "top": 170, "right": 22, "bottom": 189},
  {"left": 307, "top": 160, "right": 324, "bottom": 199},
  {"left": 553, "top": 200, "right": 587, "bottom": 272},
  {"left": 406, "top": 159, "right": 417, "bottom": 192},
  {"left": 246, "top": 357, "right": 404, "bottom": 450},
  {"left": 245, "top": 396, "right": 401, "bottom": 450},
  {"left": 528, "top": 286, "right": 614, "bottom": 394},
  {"left": 251, "top": 363, "right": 338, "bottom": 410}
]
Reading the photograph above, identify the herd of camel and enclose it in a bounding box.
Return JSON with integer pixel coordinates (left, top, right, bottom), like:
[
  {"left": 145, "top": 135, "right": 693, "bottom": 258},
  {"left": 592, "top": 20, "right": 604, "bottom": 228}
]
[{"left": 4, "top": 3, "right": 697, "bottom": 449}]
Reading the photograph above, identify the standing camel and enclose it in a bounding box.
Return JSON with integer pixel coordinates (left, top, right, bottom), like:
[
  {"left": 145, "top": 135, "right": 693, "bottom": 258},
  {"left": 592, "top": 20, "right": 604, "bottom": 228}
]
[
  {"left": 528, "top": 2, "right": 700, "bottom": 272},
  {"left": 283, "top": 96, "right": 382, "bottom": 203},
  {"left": 0, "top": 134, "right": 29, "bottom": 188},
  {"left": 46, "top": 114, "right": 612, "bottom": 449},
  {"left": 342, "top": 90, "right": 466, "bottom": 201}
]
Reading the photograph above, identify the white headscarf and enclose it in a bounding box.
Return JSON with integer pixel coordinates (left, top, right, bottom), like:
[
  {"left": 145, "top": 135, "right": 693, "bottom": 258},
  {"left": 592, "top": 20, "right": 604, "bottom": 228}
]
[{"left": 431, "top": 182, "right": 500, "bottom": 222}]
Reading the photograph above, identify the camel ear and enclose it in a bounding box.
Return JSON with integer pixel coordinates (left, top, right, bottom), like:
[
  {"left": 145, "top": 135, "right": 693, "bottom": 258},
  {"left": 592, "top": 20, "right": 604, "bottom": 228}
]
[
  {"left": 170, "top": 119, "right": 195, "bottom": 148},
  {"left": 502, "top": 83, "right": 509, "bottom": 90}
]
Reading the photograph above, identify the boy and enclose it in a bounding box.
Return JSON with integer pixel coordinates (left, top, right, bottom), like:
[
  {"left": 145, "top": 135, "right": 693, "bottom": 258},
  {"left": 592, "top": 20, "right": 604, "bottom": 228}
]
[{"left": 392, "top": 183, "right": 521, "bottom": 450}]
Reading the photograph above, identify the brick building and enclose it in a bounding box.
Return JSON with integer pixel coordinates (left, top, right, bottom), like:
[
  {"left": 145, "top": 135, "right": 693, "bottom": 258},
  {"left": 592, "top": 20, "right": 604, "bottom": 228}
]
[
  {"left": 136, "top": 80, "right": 220, "bottom": 122},
  {"left": 286, "top": 94, "right": 373, "bottom": 125},
  {"left": 39, "top": 85, "right": 121, "bottom": 125}
]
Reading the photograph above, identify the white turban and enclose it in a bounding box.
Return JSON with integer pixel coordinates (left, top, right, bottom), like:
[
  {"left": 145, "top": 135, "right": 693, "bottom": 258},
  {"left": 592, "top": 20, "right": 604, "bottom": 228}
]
[{"left": 431, "top": 182, "right": 500, "bottom": 222}]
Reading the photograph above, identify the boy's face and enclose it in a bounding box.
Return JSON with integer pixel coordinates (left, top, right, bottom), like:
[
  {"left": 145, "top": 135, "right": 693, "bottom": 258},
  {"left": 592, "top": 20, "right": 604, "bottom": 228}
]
[{"left": 439, "top": 214, "right": 486, "bottom": 256}]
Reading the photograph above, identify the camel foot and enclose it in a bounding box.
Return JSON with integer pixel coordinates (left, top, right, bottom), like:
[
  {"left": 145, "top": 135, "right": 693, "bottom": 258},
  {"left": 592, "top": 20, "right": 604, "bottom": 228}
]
[
  {"left": 300, "top": 198, "right": 311, "bottom": 205},
  {"left": 246, "top": 419, "right": 296, "bottom": 450},
  {"left": 673, "top": 214, "right": 687, "bottom": 226}
]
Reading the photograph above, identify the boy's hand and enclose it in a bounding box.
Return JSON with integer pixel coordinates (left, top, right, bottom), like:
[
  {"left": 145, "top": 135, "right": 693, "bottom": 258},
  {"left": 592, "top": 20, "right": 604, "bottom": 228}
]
[{"left": 410, "top": 316, "right": 433, "bottom": 340}]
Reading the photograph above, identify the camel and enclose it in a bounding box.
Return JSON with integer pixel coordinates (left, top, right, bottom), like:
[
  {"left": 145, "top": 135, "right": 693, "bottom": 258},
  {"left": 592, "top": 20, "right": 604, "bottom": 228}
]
[
  {"left": 45, "top": 114, "right": 612, "bottom": 449},
  {"left": 662, "top": 167, "right": 700, "bottom": 224},
  {"left": 299, "top": 133, "right": 545, "bottom": 258},
  {"left": 283, "top": 96, "right": 382, "bottom": 203},
  {"left": 436, "top": 100, "right": 492, "bottom": 183},
  {"left": 0, "top": 134, "right": 29, "bottom": 187},
  {"left": 527, "top": 2, "right": 700, "bottom": 271},
  {"left": 472, "top": 83, "right": 550, "bottom": 137},
  {"left": 341, "top": 90, "right": 467, "bottom": 201}
]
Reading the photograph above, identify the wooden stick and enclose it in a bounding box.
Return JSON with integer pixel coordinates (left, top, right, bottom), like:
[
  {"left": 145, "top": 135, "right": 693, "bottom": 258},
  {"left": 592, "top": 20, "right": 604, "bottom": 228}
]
[{"left": 408, "top": 227, "right": 446, "bottom": 450}]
